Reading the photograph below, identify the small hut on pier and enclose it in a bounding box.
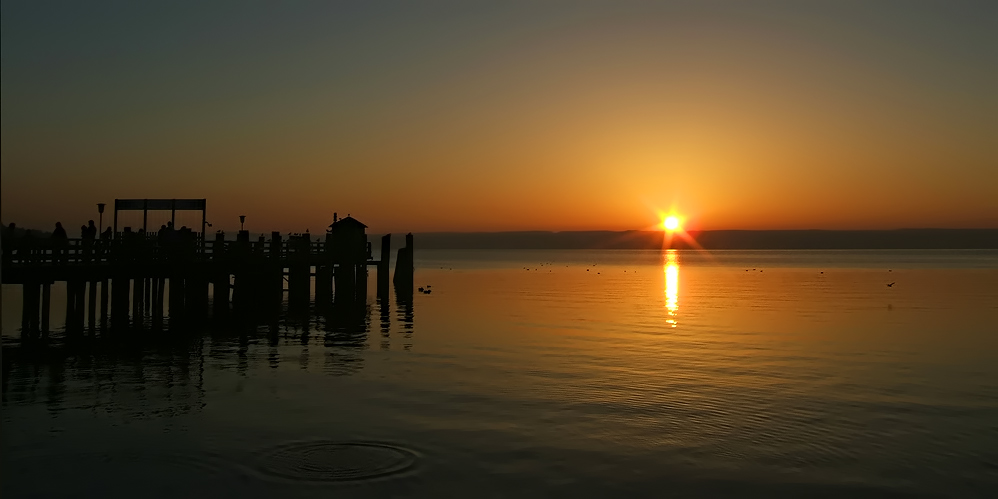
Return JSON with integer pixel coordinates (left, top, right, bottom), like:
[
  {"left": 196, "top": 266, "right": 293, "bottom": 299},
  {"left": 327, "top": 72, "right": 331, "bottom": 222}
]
[{"left": 326, "top": 213, "right": 370, "bottom": 265}]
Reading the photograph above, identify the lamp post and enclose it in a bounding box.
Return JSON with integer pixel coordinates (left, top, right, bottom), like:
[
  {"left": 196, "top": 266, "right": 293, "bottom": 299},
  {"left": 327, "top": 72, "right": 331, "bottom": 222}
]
[
  {"left": 97, "top": 203, "right": 106, "bottom": 233},
  {"left": 239, "top": 215, "right": 246, "bottom": 231}
]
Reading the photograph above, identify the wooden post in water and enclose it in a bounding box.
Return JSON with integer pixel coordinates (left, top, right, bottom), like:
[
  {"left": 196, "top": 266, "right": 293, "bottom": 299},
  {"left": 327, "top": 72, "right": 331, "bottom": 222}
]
[
  {"left": 41, "top": 283, "right": 51, "bottom": 334},
  {"left": 65, "top": 280, "right": 77, "bottom": 333},
  {"left": 111, "top": 274, "right": 130, "bottom": 326},
  {"left": 133, "top": 277, "right": 147, "bottom": 323},
  {"left": 100, "top": 279, "right": 109, "bottom": 329},
  {"left": 213, "top": 232, "right": 228, "bottom": 317},
  {"left": 393, "top": 233, "right": 414, "bottom": 292},
  {"left": 156, "top": 278, "right": 166, "bottom": 319},
  {"left": 377, "top": 234, "right": 391, "bottom": 299},
  {"left": 21, "top": 282, "right": 40, "bottom": 334},
  {"left": 186, "top": 273, "right": 209, "bottom": 319},
  {"left": 88, "top": 280, "right": 97, "bottom": 330},
  {"left": 74, "top": 281, "right": 86, "bottom": 330},
  {"left": 150, "top": 277, "right": 163, "bottom": 329},
  {"left": 144, "top": 277, "right": 152, "bottom": 315},
  {"left": 231, "top": 230, "right": 251, "bottom": 316},
  {"left": 213, "top": 273, "right": 229, "bottom": 317},
  {"left": 169, "top": 275, "right": 185, "bottom": 320},
  {"left": 356, "top": 263, "right": 368, "bottom": 302},
  {"left": 334, "top": 263, "right": 355, "bottom": 304},
  {"left": 288, "top": 234, "right": 311, "bottom": 312},
  {"left": 269, "top": 232, "right": 283, "bottom": 320},
  {"left": 315, "top": 264, "right": 331, "bottom": 304}
]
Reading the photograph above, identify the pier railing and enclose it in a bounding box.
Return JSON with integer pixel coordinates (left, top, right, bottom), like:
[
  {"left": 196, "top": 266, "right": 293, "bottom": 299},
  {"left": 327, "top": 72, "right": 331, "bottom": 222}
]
[{"left": 2, "top": 235, "right": 373, "bottom": 267}]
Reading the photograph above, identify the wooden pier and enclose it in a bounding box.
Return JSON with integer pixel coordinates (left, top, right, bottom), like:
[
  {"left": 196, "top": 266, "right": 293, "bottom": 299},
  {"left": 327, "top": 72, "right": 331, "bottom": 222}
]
[{"left": 1, "top": 199, "right": 414, "bottom": 336}]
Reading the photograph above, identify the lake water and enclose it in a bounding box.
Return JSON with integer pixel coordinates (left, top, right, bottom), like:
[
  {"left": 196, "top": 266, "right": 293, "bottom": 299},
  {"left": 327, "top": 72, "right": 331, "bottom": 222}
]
[{"left": 3, "top": 249, "right": 998, "bottom": 497}]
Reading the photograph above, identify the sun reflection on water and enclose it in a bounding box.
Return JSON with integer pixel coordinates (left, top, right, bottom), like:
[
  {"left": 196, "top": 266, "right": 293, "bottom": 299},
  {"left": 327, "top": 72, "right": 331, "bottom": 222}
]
[{"left": 664, "top": 250, "right": 679, "bottom": 327}]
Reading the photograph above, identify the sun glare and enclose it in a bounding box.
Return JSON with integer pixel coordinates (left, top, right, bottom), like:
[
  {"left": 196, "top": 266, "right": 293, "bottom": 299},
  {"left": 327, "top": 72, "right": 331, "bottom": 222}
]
[{"left": 663, "top": 216, "right": 680, "bottom": 231}]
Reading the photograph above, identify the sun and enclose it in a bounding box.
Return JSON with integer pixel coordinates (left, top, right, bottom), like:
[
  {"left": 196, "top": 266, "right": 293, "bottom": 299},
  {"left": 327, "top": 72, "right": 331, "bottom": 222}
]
[{"left": 663, "top": 215, "right": 680, "bottom": 231}]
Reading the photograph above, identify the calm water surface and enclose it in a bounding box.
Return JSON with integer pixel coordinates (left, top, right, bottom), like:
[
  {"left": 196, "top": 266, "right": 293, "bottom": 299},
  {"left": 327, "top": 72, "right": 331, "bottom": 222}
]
[{"left": 3, "top": 250, "right": 998, "bottom": 497}]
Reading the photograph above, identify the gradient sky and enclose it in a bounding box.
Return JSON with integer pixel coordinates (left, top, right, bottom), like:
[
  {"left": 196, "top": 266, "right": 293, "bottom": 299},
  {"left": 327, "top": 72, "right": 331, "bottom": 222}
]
[{"left": 2, "top": 1, "right": 996, "bottom": 234}]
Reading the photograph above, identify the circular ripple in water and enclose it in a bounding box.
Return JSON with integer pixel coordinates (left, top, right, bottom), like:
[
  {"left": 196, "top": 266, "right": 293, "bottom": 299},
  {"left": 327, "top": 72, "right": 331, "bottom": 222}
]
[{"left": 256, "top": 441, "right": 418, "bottom": 482}]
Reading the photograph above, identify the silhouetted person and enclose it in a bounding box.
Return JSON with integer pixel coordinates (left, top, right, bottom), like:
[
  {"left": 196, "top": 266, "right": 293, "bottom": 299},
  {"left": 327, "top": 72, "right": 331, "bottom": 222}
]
[
  {"left": 52, "top": 222, "right": 68, "bottom": 264},
  {"left": 22, "top": 229, "right": 36, "bottom": 263},
  {"left": 98, "top": 226, "right": 112, "bottom": 259}
]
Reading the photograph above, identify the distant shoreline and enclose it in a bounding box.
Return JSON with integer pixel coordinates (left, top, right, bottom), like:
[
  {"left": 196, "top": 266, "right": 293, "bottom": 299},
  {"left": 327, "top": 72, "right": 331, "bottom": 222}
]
[
  {"left": 4, "top": 224, "right": 996, "bottom": 250},
  {"left": 405, "top": 229, "right": 998, "bottom": 250}
]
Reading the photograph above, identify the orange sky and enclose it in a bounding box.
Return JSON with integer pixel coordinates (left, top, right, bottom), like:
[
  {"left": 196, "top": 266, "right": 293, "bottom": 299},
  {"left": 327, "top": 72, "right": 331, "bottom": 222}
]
[{"left": 2, "top": 2, "right": 996, "bottom": 234}]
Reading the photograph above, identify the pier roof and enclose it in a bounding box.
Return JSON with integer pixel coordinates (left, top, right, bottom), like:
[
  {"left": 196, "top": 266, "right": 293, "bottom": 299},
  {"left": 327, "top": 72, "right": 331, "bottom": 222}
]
[{"left": 329, "top": 216, "right": 367, "bottom": 230}]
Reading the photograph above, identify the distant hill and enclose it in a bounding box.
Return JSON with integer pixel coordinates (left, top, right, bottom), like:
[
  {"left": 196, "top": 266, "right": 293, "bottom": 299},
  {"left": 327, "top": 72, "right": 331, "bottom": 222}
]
[{"left": 404, "top": 229, "right": 998, "bottom": 250}]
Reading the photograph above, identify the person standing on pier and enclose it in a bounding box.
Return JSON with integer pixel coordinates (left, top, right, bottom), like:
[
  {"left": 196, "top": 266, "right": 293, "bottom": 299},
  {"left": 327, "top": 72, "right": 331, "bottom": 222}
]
[
  {"left": 52, "top": 222, "right": 68, "bottom": 264},
  {"left": 82, "top": 220, "right": 97, "bottom": 263}
]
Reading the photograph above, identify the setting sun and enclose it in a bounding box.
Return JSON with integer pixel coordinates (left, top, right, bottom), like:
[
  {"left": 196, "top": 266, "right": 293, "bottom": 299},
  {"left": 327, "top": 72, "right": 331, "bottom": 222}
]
[{"left": 663, "top": 216, "right": 680, "bottom": 231}]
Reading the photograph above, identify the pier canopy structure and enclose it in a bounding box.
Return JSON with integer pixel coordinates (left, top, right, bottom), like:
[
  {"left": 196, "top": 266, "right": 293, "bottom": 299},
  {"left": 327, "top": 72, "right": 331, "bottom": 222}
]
[{"left": 113, "top": 198, "right": 207, "bottom": 239}]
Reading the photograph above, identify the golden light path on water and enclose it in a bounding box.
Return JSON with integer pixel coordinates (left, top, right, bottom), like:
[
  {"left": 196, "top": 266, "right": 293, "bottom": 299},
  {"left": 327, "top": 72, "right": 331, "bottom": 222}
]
[{"left": 664, "top": 249, "right": 679, "bottom": 327}]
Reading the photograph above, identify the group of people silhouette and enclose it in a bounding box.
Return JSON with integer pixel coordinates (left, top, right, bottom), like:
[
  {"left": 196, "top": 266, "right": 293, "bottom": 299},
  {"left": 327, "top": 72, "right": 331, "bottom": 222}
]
[{"left": 2, "top": 219, "right": 196, "bottom": 265}]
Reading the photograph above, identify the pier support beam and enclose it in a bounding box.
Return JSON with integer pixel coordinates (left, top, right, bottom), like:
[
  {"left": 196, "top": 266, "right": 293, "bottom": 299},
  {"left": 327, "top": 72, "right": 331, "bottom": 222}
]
[
  {"left": 186, "top": 273, "right": 209, "bottom": 319},
  {"left": 213, "top": 273, "right": 230, "bottom": 317},
  {"left": 21, "top": 282, "right": 40, "bottom": 334},
  {"left": 315, "top": 265, "right": 332, "bottom": 305},
  {"left": 377, "top": 234, "right": 391, "bottom": 298},
  {"left": 41, "top": 283, "right": 51, "bottom": 334},
  {"left": 132, "top": 277, "right": 144, "bottom": 324},
  {"left": 393, "top": 233, "right": 414, "bottom": 292},
  {"left": 100, "top": 279, "right": 109, "bottom": 329},
  {"left": 88, "top": 280, "right": 97, "bottom": 330},
  {"left": 169, "top": 274, "right": 186, "bottom": 320},
  {"left": 112, "top": 275, "right": 130, "bottom": 326}
]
